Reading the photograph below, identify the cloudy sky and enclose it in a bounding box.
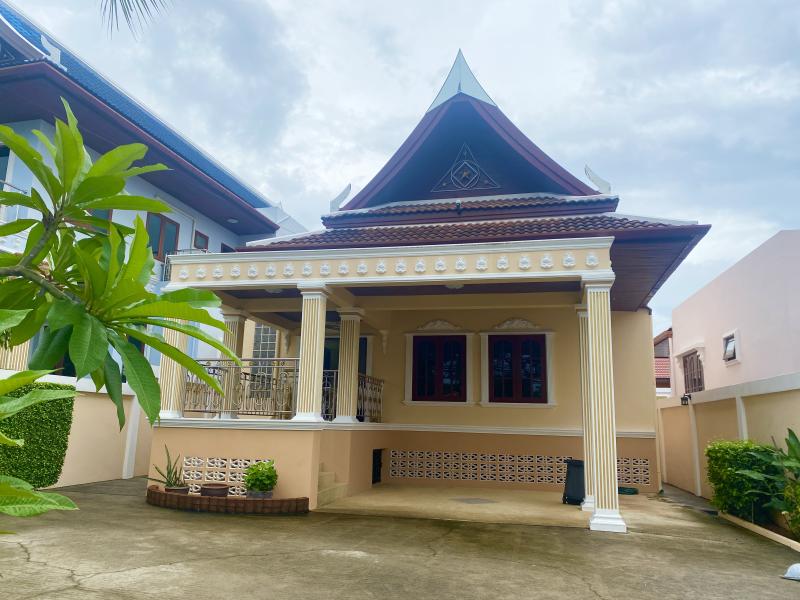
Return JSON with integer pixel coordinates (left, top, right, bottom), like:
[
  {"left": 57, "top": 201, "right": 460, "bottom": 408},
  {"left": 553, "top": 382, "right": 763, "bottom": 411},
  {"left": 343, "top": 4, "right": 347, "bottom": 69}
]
[{"left": 19, "top": 0, "right": 800, "bottom": 332}]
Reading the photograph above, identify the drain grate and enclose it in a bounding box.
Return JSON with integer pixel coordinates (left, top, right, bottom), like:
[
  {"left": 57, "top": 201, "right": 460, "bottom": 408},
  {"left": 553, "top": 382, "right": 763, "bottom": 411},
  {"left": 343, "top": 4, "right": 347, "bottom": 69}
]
[{"left": 451, "top": 497, "right": 498, "bottom": 504}]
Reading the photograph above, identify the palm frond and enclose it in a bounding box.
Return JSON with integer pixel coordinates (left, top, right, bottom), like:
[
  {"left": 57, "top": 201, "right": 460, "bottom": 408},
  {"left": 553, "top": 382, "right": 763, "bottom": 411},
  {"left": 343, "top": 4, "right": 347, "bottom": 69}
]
[{"left": 100, "top": 0, "right": 169, "bottom": 35}]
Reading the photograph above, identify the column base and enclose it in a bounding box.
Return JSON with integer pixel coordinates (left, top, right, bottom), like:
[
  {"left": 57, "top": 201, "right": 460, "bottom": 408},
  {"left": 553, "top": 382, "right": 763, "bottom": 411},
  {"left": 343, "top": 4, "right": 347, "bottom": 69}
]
[
  {"left": 580, "top": 495, "right": 595, "bottom": 512},
  {"left": 332, "top": 415, "right": 359, "bottom": 424},
  {"left": 219, "top": 412, "right": 239, "bottom": 420},
  {"left": 589, "top": 508, "right": 627, "bottom": 533},
  {"left": 158, "top": 410, "right": 183, "bottom": 420},
  {"left": 291, "top": 411, "right": 326, "bottom": 422}
]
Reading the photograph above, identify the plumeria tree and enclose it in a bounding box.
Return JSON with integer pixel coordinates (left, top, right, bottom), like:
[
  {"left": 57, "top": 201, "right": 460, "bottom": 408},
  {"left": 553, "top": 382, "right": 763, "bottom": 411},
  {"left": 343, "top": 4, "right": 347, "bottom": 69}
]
[{"left": 0, "top": 100, "right": 237, "bottom": 517}]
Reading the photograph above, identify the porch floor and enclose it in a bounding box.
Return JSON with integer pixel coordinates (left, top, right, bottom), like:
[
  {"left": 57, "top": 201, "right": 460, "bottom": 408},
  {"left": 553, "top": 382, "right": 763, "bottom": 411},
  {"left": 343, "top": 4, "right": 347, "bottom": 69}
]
[{"left": 317, "top": 483, "right": 700, "bottom": 532}]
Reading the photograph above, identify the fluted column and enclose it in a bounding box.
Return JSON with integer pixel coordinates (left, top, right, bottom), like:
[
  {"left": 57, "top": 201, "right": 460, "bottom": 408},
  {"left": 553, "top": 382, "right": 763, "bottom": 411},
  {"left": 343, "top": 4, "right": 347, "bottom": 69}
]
[
  {"left": 577, "top": 308, "right": 596, "bottom": 512},
  {"left": 159, "top": 322, "right": 188, "bottom": 418},
  {"left": 333, "top": 309, "right": 362, "bottom": 423},
  {"left": 0, "top": 340, "right": 30, "bottom": 371},
  {"left": 585, "top": 283, "right": 626, "bottom": 533},
  {"left": 293, "top": 285, "right": 327, "bottom": 422},
  {"left": 221, "top": 309, "right": 247, "bottom": 419}
]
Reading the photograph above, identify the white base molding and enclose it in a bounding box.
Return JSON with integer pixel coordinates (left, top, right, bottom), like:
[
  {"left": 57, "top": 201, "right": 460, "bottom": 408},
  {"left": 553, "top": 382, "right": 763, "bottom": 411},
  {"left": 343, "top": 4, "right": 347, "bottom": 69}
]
[
  {"left": 589, "top": 509, "right": 627, "bottom": 533},
  {"left": 332, "top": 415, "right": 359, "bottom": 424},
  {"left": 580, "top": 495, "right": 595, "bottom": 512},
  {"left": 159, "top": 410, "right": 183, "bottom": 419},
  {"left": 719, "top": 513, "right": 800, "bottom": 553},
  {"left": 291, "top": 412, "right": 326, "bottom": 422}
]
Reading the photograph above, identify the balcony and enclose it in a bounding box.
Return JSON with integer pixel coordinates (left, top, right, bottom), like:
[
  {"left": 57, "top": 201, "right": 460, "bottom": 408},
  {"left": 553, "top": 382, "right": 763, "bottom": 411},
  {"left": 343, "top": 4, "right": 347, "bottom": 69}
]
[{"left": 182, "top": 358, "right": 383, "bottom": 422}]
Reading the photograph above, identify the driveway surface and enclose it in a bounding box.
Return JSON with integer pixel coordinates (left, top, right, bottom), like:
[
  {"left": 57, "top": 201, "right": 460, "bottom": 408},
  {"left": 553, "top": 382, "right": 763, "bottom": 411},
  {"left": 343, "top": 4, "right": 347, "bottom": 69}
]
[{"left": 1, "top": 478, "right": 797, "bottom": 599}]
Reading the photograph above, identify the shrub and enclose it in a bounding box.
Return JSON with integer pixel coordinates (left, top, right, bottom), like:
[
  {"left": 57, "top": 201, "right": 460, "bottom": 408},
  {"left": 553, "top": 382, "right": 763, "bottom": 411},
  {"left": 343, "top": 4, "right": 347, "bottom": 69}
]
[
  {"left": 784, "top": 480, "right": 800, "bottom": 539},
  {"left": 0, "top": 382, "right": 75, "bottom": 488},
  {"left": 705, "top": 440, "right": 779, "bottom": 523},
  {"left": 244, "top": 460, "right": 278, "bottom": 492}
]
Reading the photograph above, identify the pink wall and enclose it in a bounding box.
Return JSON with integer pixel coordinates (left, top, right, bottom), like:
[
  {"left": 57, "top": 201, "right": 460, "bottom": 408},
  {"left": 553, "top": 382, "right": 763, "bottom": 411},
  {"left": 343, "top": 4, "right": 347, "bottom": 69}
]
[{"left": 671, "top": 230, "right": 800, "bottom": 395}]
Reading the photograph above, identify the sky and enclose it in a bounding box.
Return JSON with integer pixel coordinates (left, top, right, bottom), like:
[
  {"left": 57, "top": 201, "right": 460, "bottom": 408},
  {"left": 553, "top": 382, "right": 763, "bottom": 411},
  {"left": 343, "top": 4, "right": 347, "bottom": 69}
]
[{"left": 17, "top": 0, "right": 800, "bottom": 333}]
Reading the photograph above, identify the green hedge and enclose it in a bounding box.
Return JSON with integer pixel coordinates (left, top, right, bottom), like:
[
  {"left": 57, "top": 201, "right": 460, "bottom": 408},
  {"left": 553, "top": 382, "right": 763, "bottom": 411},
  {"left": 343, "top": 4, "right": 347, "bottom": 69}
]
[
  {"left": 0, "top": 382, "right": 75, "bottom": 488},
  {"left": 705, "top": 439, "right": 779, "bottom": 523}
]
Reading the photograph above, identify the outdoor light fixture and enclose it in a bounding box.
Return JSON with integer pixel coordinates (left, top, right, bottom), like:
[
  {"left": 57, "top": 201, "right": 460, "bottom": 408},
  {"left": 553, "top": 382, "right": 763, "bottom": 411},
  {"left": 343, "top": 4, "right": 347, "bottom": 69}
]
[
  {"left": 226, "top": 218, "right": 239, "bottom": 224},
  {"left": 680, "top": 394, "right": 692, "bottom": 406}
]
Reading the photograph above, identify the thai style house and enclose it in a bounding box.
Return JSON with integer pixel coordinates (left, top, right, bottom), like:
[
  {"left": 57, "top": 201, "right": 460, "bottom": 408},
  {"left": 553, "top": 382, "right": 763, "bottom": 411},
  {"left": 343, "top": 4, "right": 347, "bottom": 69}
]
[
  {"left": 0, "top": 1, "right": 302, "bottom": 486},
  {"left": 153, "top": 52, "right": 709, "bottom": 532}
]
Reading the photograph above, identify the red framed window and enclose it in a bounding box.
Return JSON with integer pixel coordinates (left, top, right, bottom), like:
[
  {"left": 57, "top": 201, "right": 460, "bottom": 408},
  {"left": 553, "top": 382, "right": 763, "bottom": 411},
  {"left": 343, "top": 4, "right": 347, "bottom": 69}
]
[
  {"left": 193, "top": 230, "right": 209, "bottom": 251},
  {"left": 411, "top": 335, "right": 466, "bottom": 402},
  {"left": 488, "top": 334, "right": 547, "bottom": 403},
  {"left": 146, "top": 213, "right": 180, "bottom": 261}
]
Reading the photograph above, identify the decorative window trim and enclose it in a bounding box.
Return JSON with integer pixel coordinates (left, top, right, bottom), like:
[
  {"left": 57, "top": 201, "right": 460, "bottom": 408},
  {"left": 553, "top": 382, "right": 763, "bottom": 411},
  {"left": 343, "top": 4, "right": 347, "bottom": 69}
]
[
  {"left": 404, "top": 332, "right": 476, "bottom": 405},
  {"left": 722, "top": 329, "right": 741, "bottom": 366},
  {"left": 479, "top": 329, "right": 555, "bottom": 407}
]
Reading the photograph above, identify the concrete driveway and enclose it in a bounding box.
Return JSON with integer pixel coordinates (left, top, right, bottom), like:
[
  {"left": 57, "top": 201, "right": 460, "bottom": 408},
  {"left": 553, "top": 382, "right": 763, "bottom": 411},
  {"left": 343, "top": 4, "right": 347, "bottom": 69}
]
[{"left": 1, "top": 479, "right": 797, "bottom": 599}]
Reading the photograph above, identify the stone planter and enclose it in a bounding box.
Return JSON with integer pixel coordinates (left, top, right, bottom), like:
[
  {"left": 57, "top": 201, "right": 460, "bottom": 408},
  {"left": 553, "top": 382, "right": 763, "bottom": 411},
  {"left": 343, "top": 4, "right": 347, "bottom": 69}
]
[
  {"left": 165, "top": 486, "right": 190, "bottom": 495},
  {"left": 200, "top": 483, "right": 230, "bottom": 497},
  {"left": 246, "top": 490, "right": 274, "bottom": 499}
]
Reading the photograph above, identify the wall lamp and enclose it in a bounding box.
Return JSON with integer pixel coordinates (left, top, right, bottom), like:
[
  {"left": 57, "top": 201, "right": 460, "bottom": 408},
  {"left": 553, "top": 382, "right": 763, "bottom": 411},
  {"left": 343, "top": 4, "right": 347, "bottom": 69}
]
[{"left": 680, "top": 394, "right": 692, "bottom": 406}]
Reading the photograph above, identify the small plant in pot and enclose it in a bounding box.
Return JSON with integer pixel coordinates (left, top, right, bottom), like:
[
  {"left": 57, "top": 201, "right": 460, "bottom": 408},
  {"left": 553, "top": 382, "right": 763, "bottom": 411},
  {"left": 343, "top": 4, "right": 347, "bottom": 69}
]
[
  {"left": 149, "top": 446, "right": 189, "bottom": 494},
  {"left": 244, "top": 460, "right": 278, "bottom": 499}
]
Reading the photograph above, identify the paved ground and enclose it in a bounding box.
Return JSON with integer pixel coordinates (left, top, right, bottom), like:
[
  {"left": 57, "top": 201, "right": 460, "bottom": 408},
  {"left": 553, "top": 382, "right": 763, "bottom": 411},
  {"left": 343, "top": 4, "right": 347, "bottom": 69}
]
[{"left": 1, "top": 479, "right": 797, "bottom": 599}]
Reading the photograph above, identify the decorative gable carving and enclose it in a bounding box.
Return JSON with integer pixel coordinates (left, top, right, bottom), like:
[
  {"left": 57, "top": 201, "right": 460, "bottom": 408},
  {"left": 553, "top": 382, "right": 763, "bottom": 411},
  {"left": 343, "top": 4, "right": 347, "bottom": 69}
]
[
  {"left": 418, "top": 319, "right": 461, "bottom": 331},
  {"left": 492, "top": 318, "right": 539, "bottom": 331},
  {"left": 431, "top": 144, "right": 499, "bottom": 193}
]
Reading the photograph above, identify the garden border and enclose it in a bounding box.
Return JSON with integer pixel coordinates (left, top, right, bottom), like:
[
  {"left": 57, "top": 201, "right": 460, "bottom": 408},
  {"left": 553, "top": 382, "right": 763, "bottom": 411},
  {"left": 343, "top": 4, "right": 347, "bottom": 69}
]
[
  {"left": 146, "top": 486, "right": 309, "bottom": 515},
  {"left": 720, "top": 513, "right": 800, "bottom": 553}
]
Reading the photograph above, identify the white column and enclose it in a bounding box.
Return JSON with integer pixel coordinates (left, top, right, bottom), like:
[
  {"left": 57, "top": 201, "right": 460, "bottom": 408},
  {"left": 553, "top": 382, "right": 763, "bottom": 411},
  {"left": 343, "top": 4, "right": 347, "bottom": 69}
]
[
  {"left": 333, "top": 309, "right": 362, "bottom": 423},
  {"left": 577, "top": 308, "right": 595, "bottom": 512},
  {"left": 736, "top": 395, "right": 748, "bottom": 440},
  {"left": 585, "top": 283, "right": 627, "bottom": 533},
  {"left": 220, "top": 309, "right": 247, "bottom": 419},
  {"left": 159, "top": 322, "right": 188, "bottom": 419},
  {"left": 293, "top": 285, "right": 328, "bottom": 422}
]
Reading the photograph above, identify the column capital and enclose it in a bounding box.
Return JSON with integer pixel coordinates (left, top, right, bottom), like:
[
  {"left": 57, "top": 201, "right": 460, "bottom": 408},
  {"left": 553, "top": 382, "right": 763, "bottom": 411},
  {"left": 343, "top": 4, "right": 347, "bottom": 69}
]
[
  {"left": 583, "top": 279, "right": 614, "bottom": 293},
  {"left": 297, "top": 282, "right": 328, "bottom": 296},
  {"left": 338, "top": 307, "right": 365, "bottom": 320},
  {"left": 220, "top": 307, "right": 248, "bottom": 319}
]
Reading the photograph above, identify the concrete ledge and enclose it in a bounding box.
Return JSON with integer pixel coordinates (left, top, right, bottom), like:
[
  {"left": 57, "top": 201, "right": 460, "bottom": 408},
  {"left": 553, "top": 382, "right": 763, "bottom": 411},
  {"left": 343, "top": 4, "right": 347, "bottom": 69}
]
[
  {"left": 719, "top": 513, "right": 800, "bottom": 553},
  {"left": 146, "top": 486, "right": 309, "bottom": 515}
]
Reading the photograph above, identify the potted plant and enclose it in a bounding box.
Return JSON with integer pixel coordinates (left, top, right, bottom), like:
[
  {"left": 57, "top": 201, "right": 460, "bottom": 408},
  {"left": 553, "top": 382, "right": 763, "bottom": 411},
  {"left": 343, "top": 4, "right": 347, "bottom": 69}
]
[
  {"left": 199, "top": 482, "right": 230, "bottom": 497},
  {"left": 149, "top": 446, "right": 189, "bottom": 494},
  {"left": 244, "top": 460, "right": 278, "bottom": 499}
]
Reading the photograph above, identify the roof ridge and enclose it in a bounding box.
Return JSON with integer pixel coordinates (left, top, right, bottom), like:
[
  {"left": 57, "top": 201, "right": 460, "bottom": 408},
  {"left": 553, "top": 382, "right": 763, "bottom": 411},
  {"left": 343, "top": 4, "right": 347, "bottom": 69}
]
[{"left": 427, "top": 50, "right": 495, "bottom": 112}]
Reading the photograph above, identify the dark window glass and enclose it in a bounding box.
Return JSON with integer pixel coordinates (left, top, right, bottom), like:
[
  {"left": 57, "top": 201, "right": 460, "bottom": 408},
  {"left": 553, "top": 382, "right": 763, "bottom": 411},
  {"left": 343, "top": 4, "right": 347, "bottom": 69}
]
[
  {"left": 323, "top": 337, "right": 370, "bottom": 373},
  {"left": 193, "top": 230, "right": 209, "bottom": 250},
  {"left": 221, "top": 243, "right": 236, "bottom": 253},
  {"left": 682, "top": 351, "right": 704, "bottom": 393},
  {"left": 0, "top": 146, "right": 9, "bottom": 184},
  {"left": 412, "top": 335, "right": 466, "bottom": 402},
  {"left": 146, "top": 213, "right": 181, "bottom": 261},
  {"left": 723, "top": 336, "right": 736, "bottom": 362},
  {"left": 91, "top": 208, "right": 113, "bottom": 221},
  {"left": 488, "top": 334, "right": 547, "bottom": 403}
]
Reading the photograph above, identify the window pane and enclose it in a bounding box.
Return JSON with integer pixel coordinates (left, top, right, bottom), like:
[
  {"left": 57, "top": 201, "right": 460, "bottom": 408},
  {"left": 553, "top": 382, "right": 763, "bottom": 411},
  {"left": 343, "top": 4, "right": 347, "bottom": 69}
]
[
  {"left": 520, "top": 338, "right": 544, "bottom": 399},
  {"left": 146, "top": 214, "right": 162, "bottom": 254},
  {"left": 0, "top": 146, "right": 10, "bottom": 185},
  {"left": 163, "top": 220, "right": 179, "bottom": 256},
  {"left": 491, "top": 339, "right": 514, "bottom": 400},
  {"left": 414, "top": 339, "right": 436, "bottom": 399},
  {"left": 723, "top": 337, "right": 736, "bottom": 361},
  {"left": 194, "top": 231, "right": 209, "bottom": 250},
  {"left": 441, "top": 339, "right": 463, "bottom": 397}
]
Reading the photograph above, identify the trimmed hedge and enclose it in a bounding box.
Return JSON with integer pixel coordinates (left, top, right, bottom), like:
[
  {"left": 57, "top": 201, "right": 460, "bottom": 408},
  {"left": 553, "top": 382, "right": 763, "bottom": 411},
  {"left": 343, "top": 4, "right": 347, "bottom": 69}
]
[
  {"left": 705, "top": 439, "right": 779, "bottom": 524},
  {"left": 0, "top": 382, "right": 75, "bottom": 488}
]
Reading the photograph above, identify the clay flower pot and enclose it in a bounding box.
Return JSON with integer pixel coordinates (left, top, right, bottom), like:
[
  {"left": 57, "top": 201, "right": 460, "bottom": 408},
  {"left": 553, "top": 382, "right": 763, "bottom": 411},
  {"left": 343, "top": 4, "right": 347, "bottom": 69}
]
[
  {"left": 165, "top": 486, "right": 190, "bottom": 495},
  {"left": 246, "top": 490, "right": 273, "bottom": 499},
  {"left": 200, "top": 483, "right": 230, "bottom": 497}
]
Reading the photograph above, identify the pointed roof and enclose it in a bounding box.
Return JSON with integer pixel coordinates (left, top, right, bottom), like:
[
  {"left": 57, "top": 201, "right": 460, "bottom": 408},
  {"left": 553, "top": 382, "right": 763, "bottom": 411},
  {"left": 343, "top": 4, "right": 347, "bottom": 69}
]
[
  {"left": 342, "top": 53, "right": 597, "bottom": 210},
  {"left": 428, "top": 50, "right": 495, "bottom": 112}
]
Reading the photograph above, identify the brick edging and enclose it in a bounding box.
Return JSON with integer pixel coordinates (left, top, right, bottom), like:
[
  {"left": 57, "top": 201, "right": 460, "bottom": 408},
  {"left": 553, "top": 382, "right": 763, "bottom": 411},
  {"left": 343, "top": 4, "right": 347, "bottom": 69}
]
[{"left": 146, "top": 485, "right": 309, "bottom": 515}]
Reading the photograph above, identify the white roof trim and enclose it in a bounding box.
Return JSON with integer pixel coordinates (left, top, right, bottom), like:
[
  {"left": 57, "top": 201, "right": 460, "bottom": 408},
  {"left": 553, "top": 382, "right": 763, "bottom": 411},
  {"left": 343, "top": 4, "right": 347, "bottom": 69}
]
[{"left": 427, "top": 50, "right": 496, "bottom": 112}]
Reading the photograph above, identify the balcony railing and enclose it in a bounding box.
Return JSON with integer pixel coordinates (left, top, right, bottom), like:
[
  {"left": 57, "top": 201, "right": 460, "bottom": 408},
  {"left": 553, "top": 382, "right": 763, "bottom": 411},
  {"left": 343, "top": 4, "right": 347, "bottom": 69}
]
[{"left": 182, "top": 358, "right": 383, "bottom": 421}]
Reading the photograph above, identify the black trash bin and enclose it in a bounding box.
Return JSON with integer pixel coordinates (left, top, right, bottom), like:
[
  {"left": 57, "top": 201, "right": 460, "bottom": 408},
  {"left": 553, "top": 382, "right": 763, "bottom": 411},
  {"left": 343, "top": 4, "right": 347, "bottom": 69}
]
[{"left": 562, "top": 459, "right": 585, "bottom": 505}]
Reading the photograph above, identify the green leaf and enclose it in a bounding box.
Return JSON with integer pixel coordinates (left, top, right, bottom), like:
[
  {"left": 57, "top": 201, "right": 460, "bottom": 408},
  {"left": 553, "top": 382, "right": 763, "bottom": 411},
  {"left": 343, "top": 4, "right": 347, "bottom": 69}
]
[
  {"left": 118, "top": 163, "right": 169, "bottom": 179},
  {"left": 68, "top": 312, "right": 108, "bottom": 378},
  {"left": 71, "top": 175, "right": 126, "bottom": 205},
  {"left": 82, "top": 195, "right": 171, "bottom": 213},
  {"left": 0, "top": 480, "right": 77, "bottom": 517},
  {"left": 119, "top": 216, "right": 155, "bottom": 286},
  {"left": 140, "top": 319, "right": 238, "bottom": 363},
  {"left": 115, "top": 301, "right": 226, "bottom": 330},
  {"left": 0, "top": 430, "right": 24, "bottom": 447},
  {"left": 109, "top": 332, "right": 160, "bottom": 424},
  {"left": 0, "top": 191, "right": 43, "bottom": 213},
  {"left": 103, "top": 353, "right": 126, "bottom": 429},
  {"left": 159, "top": 288, "right": 222, "bottom": 308},
  {"left": 0, "top": 219, "right": 37, "bottom": 237},
  {"left": 120, "top": 326, "right": 225, "bottom": 397},
  {"left": 0, "top": 309, "right": 31, "bottom": 334},
  {"left": 47, "top": 300, "right": 85, "bottom": 330},
  {"left": 0, "top": 124, "right": 62, "bottom": 200},
  {"left": 0, "top": 370, "right": 51, "bottom": 397},
  {"left": 8, "top": 298, "right": 50, "bottom": 346},
  {"left": 28, "top": 326, "right": 71, "bottom": 371},
  {"left": 0, "top": 387, "right": 75, "bottom": 419},
  {"left": 32, "top": 129, "right": 57, "bottom": 161},
  {"left": 87, "top": 143, "right": 147, "bottom": 178},
  {"left": 54, "top": 118, "right": 84, "bottom": 195}
]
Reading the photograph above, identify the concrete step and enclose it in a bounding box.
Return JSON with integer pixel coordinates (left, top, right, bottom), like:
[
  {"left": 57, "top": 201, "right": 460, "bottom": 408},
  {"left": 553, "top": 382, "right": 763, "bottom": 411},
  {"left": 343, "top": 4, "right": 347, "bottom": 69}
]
[
  {"left": 318, "top": 470, "right": 337, "bottom": 489},
  {"left": 317, "top": 482, "right": 348, "bottom": 507}
]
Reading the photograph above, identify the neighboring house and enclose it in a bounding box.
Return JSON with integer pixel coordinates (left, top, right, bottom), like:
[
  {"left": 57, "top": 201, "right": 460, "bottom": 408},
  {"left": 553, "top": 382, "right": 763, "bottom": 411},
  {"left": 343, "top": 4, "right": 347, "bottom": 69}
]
[
  {"left": 152, "top": 51, "right": 709, "bottom": 533},
  {"left": 657, "top": 230, "right": 800, "bottom": 498},
  {"left": 653, "top": 328, "right": 672, "bottom": 397},
  {"left": 0, "top": 2, "right": 302, "bottom": 486}
]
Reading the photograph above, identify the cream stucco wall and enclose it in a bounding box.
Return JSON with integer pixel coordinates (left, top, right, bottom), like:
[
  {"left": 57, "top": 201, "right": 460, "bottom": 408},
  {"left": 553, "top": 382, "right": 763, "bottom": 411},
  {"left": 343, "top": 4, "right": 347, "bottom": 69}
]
[
  {"left": 659, "top": 406, "right": 695, "bottom": 494},
  {"left": 693, "top": 399, "right": 739, "bottom": 498},
  {"left": 745, "top": 389, "right": 800, "bottom": 449}
]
